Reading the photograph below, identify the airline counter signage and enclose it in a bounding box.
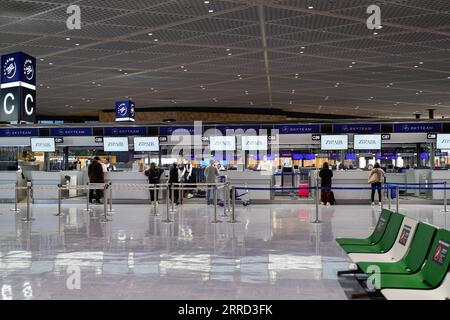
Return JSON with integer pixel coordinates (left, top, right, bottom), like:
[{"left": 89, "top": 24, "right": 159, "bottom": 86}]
[
  {"left": 0, "top": 86, "right": 36, "bottom": 123},
  {"left": 333, "top": 123, "right": 380, "bottom": 133},
  {"left": 134, "top": 137, "right": 159, "bottom": 152},
  {"left": 436, "top": 134, "right": 450, "bottom": 149},
  {"left": 1, "top": 52, "right": 36, "bottom": 86},
  {"left": 115, "top": 100, "right": 135, "bottom": 122},
  {"left": 321, "top": 135, "right": 348, "bottom": 150},
  {"left": 104, "top": 127, "right": 146, "bottom": 136},
  {"left": 0, "top": 128, "right": 38, "bottom": 137},
  {"left": 216, "top": 125, "right": 261, "bottom": 134},
  {"left": 159, "top": 126, "right": 195, "bottom": 135},
  {"left": 209, "top": 136, "right": 236, "bottom": 151},
  {"left": 31, "top": 138, "right": 55, "bottom": 152},
  {"left": 394, "top": 123, "right": 442, "bottom": 133},
  {"left": 50, "top": 127, "right": 92, "bottom": 136},
  {"left": 353, "top": 134, "right": 382, "bottom": 150},
  {"left": 275, "top": 124, "right": 320, "bottom": 134},
  {"left": 381, "top": 134, "right": 391, "bottom": 140},
  {"left": 103, "top": 137, "right": 129, "bottom": 152},
  {"left": 241, "top": 136, "right": 268, "bottom": 151}
]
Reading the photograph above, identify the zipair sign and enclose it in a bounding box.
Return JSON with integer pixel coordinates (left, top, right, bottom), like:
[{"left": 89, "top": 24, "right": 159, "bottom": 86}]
[{"left": 0, "top": 52, "right": 37, "bottom": 123}]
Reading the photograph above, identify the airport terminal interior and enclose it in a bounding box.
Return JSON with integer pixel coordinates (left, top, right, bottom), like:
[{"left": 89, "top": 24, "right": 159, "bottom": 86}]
[{"left": 1, "top": 0, "right": 450, "bottom": 301}]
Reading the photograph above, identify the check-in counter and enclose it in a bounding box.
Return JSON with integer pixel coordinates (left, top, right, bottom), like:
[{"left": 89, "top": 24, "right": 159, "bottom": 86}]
[
  {"left": 29, "top": 171, "right": 65, "bottom": 203},
  {"left": 225, "top": 170, "right": 274, "bottom": 200},
  {"left": 104, "top": 172, "right": 150, "bottom": 201},
  {"left": 0, "top": 171, "right": 27, "bottom": 201},
  {"left": 329, "top": 170, "right": 372, "bottom": 201},
  {"left": 60, "top": 170, "right": 85, "bottom": 198},
  {"left": 432, "top": 170, "right": 450, "bottom": 200}
]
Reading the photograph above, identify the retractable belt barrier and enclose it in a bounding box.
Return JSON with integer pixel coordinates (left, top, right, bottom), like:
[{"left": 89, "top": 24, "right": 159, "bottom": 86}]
[{"left": 2, "top": 182, "right": 448, "bottom": 225}]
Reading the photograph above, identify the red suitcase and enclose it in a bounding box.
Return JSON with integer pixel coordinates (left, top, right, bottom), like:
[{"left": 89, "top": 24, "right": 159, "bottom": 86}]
[{"left": 298, "top": 184, "right": 309, "bottom": 197}]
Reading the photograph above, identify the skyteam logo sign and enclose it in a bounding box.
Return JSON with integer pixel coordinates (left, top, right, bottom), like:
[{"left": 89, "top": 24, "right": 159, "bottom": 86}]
[
  {"left": 354, "top": 134, "right": 381, "bottom": 150},
  {"left": 115, "top": 100, "right": 135, "bottom": 122},
  {"left": 1, "top": 52, "right": 36, "bottom": 85},
  {"left": 321, "top": 135, "right": 348, "bottom": 150},
  {"left": 241, "top": 136, "right": 268, "bottom": 151},
  {"left": 134, "top": 137, "right": 159, "bottom": 151},
  {"left": 209, "top": 136, "right": 236, "bottom": 151},
  {"left": 3, "top": 57, "right": 16, "bottom": 80}
]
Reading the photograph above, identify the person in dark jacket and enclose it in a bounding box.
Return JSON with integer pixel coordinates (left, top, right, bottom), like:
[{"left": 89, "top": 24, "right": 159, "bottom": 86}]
[
  {"left": 145, "top": 162, "right": 163, "bottom": 205},
  {"left": 88, "top": 156, "right": 105, "bottom": 203},
  {"left": 319, "top": 162, "right": 333, "bottom": 207},
  {"left": 168, "top": 162, "right": 180, "bottom": 205}
]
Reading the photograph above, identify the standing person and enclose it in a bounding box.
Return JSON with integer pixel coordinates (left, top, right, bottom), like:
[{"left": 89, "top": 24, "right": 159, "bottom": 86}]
[
  {"left": 204, "top": 159, "right": 219, "bottom": 205},
  {"left": 145, "top": 162, "right": 163, "bottom": 206},
  {"left": 88, "top": 156, "right": 105, "bottom": 204},
  {"left": 368, "top": 162, "right": 385, "bottom": 206},
  {"left": 168, "top": 162, "right": 180, "bottom": 205},
  {"left": 319, "top": 162, "right": 333, "bottom": 207}
]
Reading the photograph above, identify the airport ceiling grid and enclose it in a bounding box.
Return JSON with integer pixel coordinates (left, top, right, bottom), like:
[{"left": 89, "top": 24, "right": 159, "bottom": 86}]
[{"left": 1, "top": 0, "right": 450, "bottom": 119}]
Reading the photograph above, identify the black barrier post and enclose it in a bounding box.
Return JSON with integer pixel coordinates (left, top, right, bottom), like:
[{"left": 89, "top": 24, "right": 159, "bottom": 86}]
[
  {"left": 228, "top": 186, "right": 240, "bottom": 223},
  {"left": 162, "top": 184, "right": 173, "bottom": 223},
  {"left": 396, "top": 185, "right": 400, "bottom": 213},
  {"left": 10, "top": 182, "right": 20, "bottom": 213},
  {"left": 107, "top": 182, "right": 114, "bottom": 214},
  {"left": 442, "top": 181, "right": 449, "bottom": 213},
  {"left": 100, "top": 184, "right": 111, "bottom": 223},
  {"left": 152, "top": 184, "right": 159, "bottom": 216},
  {"left": 211, "top": 185, "right": 222, "bottom": 223},
  {"left": 54, "top": 184, "right": 63, "bottom": 216},
  {"left": 312, "top": 180, "right": 321, "bottom": 224},
  {"left": 22, "top": 182, "right": 34, "bottom": 222}
]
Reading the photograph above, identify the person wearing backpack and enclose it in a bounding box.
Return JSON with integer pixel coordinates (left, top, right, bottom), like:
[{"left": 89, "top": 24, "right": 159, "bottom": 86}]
[
  {"left": 368, "top": 162, "right": 385, "bottom": 206},
  {"left": 145, "top": 162, "right": 163, "bottom": 206}
]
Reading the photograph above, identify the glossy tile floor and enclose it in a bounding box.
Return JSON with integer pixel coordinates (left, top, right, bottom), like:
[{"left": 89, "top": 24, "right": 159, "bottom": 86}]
[{"left": 0, "top": 202, "right": 448, "bottom": 300}]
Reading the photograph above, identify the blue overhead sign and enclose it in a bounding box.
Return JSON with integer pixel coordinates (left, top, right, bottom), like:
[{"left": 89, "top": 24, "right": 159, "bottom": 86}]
[
  {"left": 216, "top": 125, "right": 261, "bottom": 133},
  {"left": 275, "top": 124, "right": 320, "bottom": 134},
  {"left": 104, "top": 127, "right": 146, "bottom": 136},
  {"left": 50, "top": 127, "right": 92, "bottom": 136},
  {"left": 1, "top": 52, "right": 36, "bottom": 86},
  {"left": 115, "top": 100, "right": 135, "bottom": 122},
  {"left": 394, "top": 123, "right": 442, "bottom": 133},
  {"left": 0, "top": 128, "right": 39, "bottom": 137},
  {"left": 333, "top": 123, "right": 380, "bottom": 133},
  {"left": 159, "top": 126, "right": 196, "bottom": 135}
]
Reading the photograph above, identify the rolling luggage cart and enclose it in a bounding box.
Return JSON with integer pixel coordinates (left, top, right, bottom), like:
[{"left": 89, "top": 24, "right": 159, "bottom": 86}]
[{"left": 218, "top": 184, "right": 251, "bottom": 207}]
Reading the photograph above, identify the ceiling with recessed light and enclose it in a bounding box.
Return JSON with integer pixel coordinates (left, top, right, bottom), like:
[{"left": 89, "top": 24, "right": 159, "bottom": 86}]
[{"left": 1, "top": 0, "right": 450, "bottom": 119}]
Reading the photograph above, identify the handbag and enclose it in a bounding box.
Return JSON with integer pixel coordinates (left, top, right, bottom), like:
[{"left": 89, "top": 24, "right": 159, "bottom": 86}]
[{"left": 368, "top": 171, "right": 379, "bottom": 184}]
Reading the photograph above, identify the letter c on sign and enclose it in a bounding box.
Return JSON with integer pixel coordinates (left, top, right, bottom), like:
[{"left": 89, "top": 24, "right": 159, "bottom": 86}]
[
  {"left": 25, "top": 94, "right": 34, "bottom": 116},
  {"left": 4, "top": 93, "right": 15, "bottom": 115}
]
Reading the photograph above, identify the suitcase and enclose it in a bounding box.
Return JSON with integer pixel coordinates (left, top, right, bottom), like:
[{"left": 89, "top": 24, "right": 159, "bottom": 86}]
[{"left": 297, "top": 184, "right": 309, "bottom": 197}]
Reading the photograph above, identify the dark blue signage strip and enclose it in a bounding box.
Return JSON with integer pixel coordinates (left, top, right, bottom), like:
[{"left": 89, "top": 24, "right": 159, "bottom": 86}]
[
  {"left": 333, "top": 124, "right": 380, "bottom": 133},
  {"left": 216, "top": 125, "right": 261, "bottom": 133},
  {"left": 394, "top": 123, "right": 442, "bottom": 133},
  {"left": 50, "top": 128, "right": 92, "bottom": 136},
  {"left": 0, "top": 128, "right": 39, "bottom": 137},
  {"left": 275, "top": 124, "right": 321, "bottom": 134},
  {"left": 159, "top": 126, "right": 195, "bottom": 135},
  {"left": 104, "top": 127, "right": 147, "bottom": 136}
]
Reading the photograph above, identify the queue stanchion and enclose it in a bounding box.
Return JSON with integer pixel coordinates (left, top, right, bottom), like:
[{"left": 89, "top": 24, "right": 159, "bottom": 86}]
[
  {"left": 228, "top": 186, "right": 240, "bottom": 223},
  {"left": 396, "top": 185, "right": 400, "bottom": 213},
  {"left": 388, "top": 184, "right": 392, "bottom": 210},
  {"left": 312, "top": 183, "right": 321, "bottom": 224},
  {"left": 22, "top": 182, "right": 34, "bottom": 222},
  {"left": 442, "top": 182, "right": 449, "bottom": 213},
  {"left": 100, "top": 184, "right": 111, "bottom": 223},
  {"left": 162, "top": 184, "right": 173, "bottom": 223},
  {"left": 152, "top": 184, "right": 159, "bottom": 216},
  {"left": 54, "top": 184, "right": 63, "bottom": 216},
  {"left": 84, "top": 183, "right": 93, "bottom": 212},
  {"left": 169, "top": 183, "right": 176, "bottom": 213},
  {"left": 11, "top": 182, "right": 20, "bottom": 213},
  {"left": 107, "top": 182, "right": 114, "bottom": 214},
  {"left": 226, "top": 183, "right": 232, "bottom": 213},
  {"left": 211, "top": 185, "right": 222, "bottom": 223}
]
